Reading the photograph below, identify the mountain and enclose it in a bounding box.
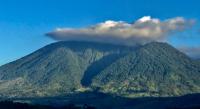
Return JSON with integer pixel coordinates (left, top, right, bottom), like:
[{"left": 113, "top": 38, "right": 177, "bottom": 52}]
[
  {"left": 0, "top": 41, "right": 199, "bottom": 98},
  {"left": 0, "top": 41, "right": 133, "bottom": 97}
]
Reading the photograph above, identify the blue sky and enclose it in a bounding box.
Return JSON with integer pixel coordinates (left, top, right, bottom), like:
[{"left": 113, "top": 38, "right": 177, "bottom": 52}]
[{"left": 0, "top": 0, "right": 200, "bottom": 65}]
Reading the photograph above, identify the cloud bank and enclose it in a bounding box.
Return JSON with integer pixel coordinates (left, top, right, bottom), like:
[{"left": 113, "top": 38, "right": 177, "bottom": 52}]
[
  {"left": 46, "top": 16, "right": 194, "bottom": 45},
  {"left": 179, "top": 47, "right": 200, "bottom": 59}
]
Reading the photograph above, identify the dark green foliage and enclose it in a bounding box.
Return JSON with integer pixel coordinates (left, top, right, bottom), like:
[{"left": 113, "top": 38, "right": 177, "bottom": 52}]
[
  {"left": 5, "top": 93, "right": 200, "bottom": 109},
  {"left": 0, "top": 101, "right": 96, "bottom": 109}
]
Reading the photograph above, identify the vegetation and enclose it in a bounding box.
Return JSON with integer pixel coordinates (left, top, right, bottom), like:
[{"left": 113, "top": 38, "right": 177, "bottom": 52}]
[
  {"left": 0, "top": 101, "right": 96, "bottom": 109},
  {"left": 1, "top": 92, "right": 199, "bottom": 109}
]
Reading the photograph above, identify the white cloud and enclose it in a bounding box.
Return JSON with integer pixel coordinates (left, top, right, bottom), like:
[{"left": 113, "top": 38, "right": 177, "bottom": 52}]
[
  {"left": 137, "top": 16, "right": 160, "bottom": 23},
  {"left": 46, "top": 16, "right": 195, "bottom": 45}
]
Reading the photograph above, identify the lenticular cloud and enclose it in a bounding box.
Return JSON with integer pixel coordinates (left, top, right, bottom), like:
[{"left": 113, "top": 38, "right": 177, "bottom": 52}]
[{"left": 46, "top": 16, "right": 195, "bottom": 45}]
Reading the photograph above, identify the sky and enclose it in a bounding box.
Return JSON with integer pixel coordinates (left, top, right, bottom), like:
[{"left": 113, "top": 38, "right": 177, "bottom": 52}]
[{"left": 0, "top": 0, "right": 200, "bottom": 65}]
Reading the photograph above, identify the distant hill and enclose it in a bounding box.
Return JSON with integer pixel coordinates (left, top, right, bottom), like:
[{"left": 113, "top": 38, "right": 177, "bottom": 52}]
[{"left": 0, "top": 41, "right": 199, "bottom": 98}]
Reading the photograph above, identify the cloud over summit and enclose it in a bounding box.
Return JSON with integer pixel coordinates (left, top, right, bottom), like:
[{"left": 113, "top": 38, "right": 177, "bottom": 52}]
[{"left": 46, "top": 16, "right": 194, "bottom": 45}]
